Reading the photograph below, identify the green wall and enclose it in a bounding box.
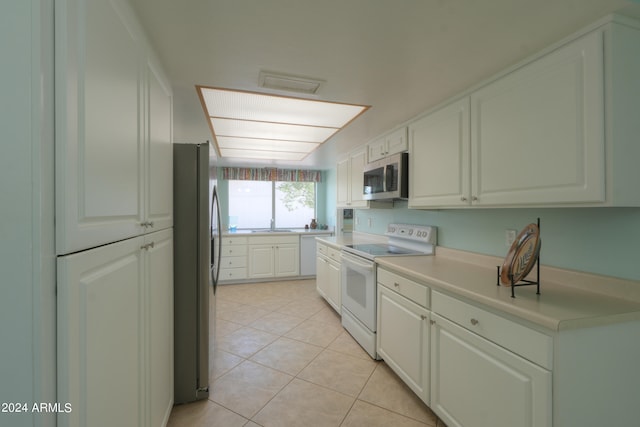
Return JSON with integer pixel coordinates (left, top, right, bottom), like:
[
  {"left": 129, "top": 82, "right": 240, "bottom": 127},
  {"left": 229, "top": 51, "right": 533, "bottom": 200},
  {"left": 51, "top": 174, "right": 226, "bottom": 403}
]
[{"left": 352, "top": 202, "right": 640, "bottom": 281}]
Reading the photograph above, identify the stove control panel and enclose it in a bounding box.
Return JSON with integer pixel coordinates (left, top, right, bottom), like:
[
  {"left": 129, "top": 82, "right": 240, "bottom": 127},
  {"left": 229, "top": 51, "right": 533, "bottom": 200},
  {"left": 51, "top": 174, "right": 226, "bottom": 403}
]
[{"left": 386, "top": 223, "right": 437, "bottom": 244}]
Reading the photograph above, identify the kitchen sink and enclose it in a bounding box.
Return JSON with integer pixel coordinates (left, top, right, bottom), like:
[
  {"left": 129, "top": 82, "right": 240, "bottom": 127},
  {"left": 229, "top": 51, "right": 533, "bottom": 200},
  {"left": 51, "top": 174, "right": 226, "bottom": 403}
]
[{"left": 251, "top": 229, "right": 293, "bottom": 233}]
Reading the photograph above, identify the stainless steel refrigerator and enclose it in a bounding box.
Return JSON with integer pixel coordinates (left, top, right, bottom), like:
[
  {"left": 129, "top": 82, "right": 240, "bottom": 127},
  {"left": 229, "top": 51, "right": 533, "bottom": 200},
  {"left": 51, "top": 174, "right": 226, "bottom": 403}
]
[{"left": 173, "top": 143, "right": 219, "bottom": 404}]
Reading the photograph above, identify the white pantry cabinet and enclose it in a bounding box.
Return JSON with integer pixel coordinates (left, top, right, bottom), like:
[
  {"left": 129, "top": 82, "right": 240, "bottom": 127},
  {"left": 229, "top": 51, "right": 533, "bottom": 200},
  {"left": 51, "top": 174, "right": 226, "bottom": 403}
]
[
  {"left": 409, "top": 16, "right": 640, "bottom": 208},
  {"left": 55, "top": 0, "right": 173, "bottom": 254},
  {"left": 316, "top": 242, "right": 341, "bottom": 313},
  {"left": 248, "top": 235, "right": 299, "bottom": 279},
  {"left": 376, "top": 268, "right": 430, "bottom": 404},
  {"left": 57, "top": 229, "right": 173, "bottom": 427},
  {"left": 368, "top": 127, "right": 408, "bottom": 162}
]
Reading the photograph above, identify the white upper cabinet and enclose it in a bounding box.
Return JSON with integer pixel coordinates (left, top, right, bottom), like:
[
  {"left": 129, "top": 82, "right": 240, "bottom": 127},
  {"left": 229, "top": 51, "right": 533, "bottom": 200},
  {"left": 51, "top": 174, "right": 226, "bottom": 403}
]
[
  {"left": 470, "top": 30, "right": 605, "bottom": 206},
  {"left": 368, "top": 127, "right": 408, "bottom": 162},
  {"left": 409, "top": 98, "right": 470, "bottom": 208},
  {"left": 56, "top": 0, "right": 173, "bottom": 254},
  {"left": 336, "top": 148, "right": 392, "bottom": 209},
  {"left": 408, "top": 16, "right": 640, "bottom": 208},
  {"left": 145, "top": 57, "right": 173, "bottom": 231}
]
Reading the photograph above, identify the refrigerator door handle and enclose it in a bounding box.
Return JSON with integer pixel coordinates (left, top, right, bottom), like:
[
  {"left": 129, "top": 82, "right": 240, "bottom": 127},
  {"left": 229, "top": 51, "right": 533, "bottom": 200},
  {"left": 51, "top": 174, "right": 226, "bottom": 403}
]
[{"left": 211, "top": 186, "right": 222, "bottom": 293}]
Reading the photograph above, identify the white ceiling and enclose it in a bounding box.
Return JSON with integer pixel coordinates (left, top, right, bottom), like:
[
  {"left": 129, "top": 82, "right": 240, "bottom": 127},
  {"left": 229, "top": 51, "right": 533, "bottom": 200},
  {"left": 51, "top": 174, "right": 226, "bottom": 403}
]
[{"left": 129, "top": 0, "right": 640, "bottom": 169}]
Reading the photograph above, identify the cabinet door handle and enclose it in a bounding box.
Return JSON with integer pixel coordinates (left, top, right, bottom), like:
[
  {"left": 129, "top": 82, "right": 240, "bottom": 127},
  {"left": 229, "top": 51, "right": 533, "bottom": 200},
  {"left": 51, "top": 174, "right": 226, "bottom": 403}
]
[
  {"left": 394, "top": 282, "right": 400, "bottom": 287},
  {"left": 430, "top": 319, "right": 436, "bottom": 325},
  {"left": 470, "top": 318, "right": 479, "bottom": 326},
  {"left": 472, "top": 196, "right": 478, "bottom": 202},
  {"left": 420, "top": 315, "right": 427, "bottom": 320},
  {"left": 461, "top": 197, "right": 467, "bottom": 202}
]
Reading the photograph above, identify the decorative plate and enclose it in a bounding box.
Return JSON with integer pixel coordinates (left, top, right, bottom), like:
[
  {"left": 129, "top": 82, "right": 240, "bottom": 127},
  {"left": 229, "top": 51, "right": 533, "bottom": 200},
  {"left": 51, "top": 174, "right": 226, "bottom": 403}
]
[{"left": 500, "top": 223, "right": 541, "bottom": 286}]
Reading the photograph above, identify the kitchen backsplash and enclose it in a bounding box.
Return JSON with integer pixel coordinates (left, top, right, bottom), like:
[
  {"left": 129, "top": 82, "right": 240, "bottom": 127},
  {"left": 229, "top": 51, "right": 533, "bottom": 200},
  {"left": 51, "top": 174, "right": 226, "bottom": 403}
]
[{"left": 353, "top": 201, "right": 640, "bottom": 282}]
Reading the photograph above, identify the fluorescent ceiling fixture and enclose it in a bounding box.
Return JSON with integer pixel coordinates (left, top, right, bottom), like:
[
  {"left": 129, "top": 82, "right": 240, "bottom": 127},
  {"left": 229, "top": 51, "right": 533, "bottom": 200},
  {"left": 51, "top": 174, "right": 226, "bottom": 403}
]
[{"left": 197, "top": 86, "right": 369, "bottom": 161}]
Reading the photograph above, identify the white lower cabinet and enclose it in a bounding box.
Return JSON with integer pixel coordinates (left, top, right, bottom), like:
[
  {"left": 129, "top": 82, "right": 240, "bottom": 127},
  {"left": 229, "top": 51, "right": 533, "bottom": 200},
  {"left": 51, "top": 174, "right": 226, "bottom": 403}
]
[
  {"left": 430, "top": 313, "right": 551, "bottom": 427},
  {"left": 316, "top": 243, "right": 341, "bottom": 313},
  {"left": 57, "top": 229, "right": 173, "bottom": 427},
  {"left": 377, "top": 282, "right": 430, "bottom": 404},
  {"left": 248, "top": 235, "right": 299, "bottom": 279},
  {"left": 219, "top": 237, "right": 248, "bottom": 281},
  {"left": 429, "top": 290, "right": 552, "bottom": 427}
]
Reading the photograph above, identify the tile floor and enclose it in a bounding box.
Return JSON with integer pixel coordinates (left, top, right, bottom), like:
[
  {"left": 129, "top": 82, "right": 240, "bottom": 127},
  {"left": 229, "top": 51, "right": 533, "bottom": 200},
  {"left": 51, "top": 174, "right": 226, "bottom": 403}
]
[{"left": 167, "top": 279, "right": 448, "bottom": 427}]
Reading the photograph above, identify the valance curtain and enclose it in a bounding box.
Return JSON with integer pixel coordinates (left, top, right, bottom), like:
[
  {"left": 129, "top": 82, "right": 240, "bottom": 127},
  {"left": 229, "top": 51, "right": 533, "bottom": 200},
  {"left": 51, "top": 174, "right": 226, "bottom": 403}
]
[{"left": 222, "top": 167, "right": 322, "bottom": 182}]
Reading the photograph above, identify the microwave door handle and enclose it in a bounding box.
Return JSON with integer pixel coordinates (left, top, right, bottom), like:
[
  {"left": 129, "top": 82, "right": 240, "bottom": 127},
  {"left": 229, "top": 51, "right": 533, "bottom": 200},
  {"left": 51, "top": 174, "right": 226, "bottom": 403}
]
[{"left": 385, "top": 164, "right": 394, "bottom": 193}]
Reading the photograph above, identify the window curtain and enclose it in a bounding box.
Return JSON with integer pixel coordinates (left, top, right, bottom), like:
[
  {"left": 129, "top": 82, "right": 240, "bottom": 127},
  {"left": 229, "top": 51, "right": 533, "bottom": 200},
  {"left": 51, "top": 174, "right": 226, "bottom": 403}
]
[{"left": 222, "top": 167, "right": 322, "bottom": 182}]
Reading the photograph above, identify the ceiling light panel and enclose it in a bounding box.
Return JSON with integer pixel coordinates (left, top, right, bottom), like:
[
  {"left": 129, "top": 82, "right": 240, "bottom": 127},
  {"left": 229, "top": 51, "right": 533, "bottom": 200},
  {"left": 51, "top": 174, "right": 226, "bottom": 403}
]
[
  {"left": 201, "top": 88, "right": 368, "bottom": 128},
  {"left": 216, "top": 137, "right": 319, "bottom": 153},
  {"left": 197, "top": 85, "right": 369, "bottom": 161},
  {"left": 219, "top": 148, "right": 308, "bottom": 161},
  {"left": 211, "top": 118, "right": 337, "bottom": 143}
]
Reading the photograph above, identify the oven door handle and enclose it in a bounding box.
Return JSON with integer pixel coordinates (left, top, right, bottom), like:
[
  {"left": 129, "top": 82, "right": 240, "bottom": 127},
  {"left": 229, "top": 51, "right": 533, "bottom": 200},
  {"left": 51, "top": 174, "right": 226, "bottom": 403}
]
[{"left": 341, "top": 251, "right": 376, "bottom": 271}]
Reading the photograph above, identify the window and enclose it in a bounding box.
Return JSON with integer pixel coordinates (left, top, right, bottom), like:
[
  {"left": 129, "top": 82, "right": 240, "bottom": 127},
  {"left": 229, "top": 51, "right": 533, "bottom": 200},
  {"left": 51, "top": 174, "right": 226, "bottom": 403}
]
[{"left": 228, "top": 180, "right": 316, "bottom": 229}]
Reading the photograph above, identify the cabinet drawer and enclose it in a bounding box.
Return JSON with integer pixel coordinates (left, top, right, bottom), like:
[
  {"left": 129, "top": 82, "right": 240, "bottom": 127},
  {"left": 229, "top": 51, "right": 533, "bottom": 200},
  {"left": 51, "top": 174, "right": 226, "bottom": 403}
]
[
  {"left": 221, "top": 245, "right": 247, "bottom": 257},
  {"left": 378, "top": 268, "right": 429, "bottom": 308},
  {"left": 249, "top": 235, "right": 298, "bottom": 245},
  {"left": 221, "top": 256, "right": 246, "bottom": 268},
  {"left": 221, "top": 237, "right": 247, "bottom": 246},
  {"left": 432, "top": 291, "right": 552, "bottom": 369},
  {"left": 327, "top": 247, "right": 342, "bottom": 262},
  {"left": 317, "top": 243, "right": 327, "bottom": 256},
  {"left": 219, "top": 268, "right": 247, "bottom": 281}
]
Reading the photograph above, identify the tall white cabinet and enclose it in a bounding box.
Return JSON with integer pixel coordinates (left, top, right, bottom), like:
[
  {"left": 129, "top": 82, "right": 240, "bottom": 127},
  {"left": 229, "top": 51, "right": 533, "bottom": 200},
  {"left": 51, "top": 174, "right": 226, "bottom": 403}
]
[
  {"left": 56, "top": 0, "right": 173, "bottom": 254},
  {"left": 55, "top": 0, "right": 174, "bottom": 426}
]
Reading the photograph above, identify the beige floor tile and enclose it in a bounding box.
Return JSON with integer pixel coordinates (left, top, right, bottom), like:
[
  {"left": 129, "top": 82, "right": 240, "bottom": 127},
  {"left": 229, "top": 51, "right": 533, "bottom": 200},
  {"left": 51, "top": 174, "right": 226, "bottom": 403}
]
[
  {"left": 215, "top": 318, "right": 244, "bottom": 338},
  {"left": 250, "top": 337, "right": 323, "bottom": 376},
  {"left": 216, "top": 304, "right": 271, "bottom": 325},
  {"left": 215, "top": 298, "right": 245, "bottom": 312},
  {"left": 327, "top": 331, "right": 372, "bottom": 360},
  {"left": 284, "top": 318, "right": 344, "bottom": 347},
  {"left": 359, "top": 363, "right": 437, "bottom": 425},
  {"left": 309, "top": 306, "right": 342, "bottom": 327},
  {"left": 342, "top": 400, "right": 432, "bottom": 427},
  {"left": 276, "top": 297, "right": 327, "bottom": 319},
  {"left": 216, "top": 326, "right": 279, "bottom": 358},
  {"left": 252, "top": 378, "right": 355, "bottom": 427},
  {"left": 249, "top": 310, "right": 305, "bottom": 335},
  {"left": 210, "top": 360, "right": 293, "bottom": 418},
  {"left": 167, "top": 399, "right": 248, "bottom": 427},
  {"left": 297, "top": 349, "right": 377, "bottom": 397},
  {"left": 210, "top": 348, "right": 244, "bottom": 381}
]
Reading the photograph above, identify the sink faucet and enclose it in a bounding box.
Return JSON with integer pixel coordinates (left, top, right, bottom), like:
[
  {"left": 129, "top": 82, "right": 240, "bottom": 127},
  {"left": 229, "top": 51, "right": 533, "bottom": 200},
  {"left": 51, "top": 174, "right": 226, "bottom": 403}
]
[{"left": 270, "top": 218, "right": 275, "bottom": 231}]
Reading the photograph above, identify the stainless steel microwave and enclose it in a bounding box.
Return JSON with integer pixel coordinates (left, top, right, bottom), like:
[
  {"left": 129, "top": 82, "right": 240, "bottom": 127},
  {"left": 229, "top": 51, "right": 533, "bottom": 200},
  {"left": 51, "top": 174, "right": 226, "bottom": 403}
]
[{"left": 363, "top": 152, "right": 408, "bottom": 200}]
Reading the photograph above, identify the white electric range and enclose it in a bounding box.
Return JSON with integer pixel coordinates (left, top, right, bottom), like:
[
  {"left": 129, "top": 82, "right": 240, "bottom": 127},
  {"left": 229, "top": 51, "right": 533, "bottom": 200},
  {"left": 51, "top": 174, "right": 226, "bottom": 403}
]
[{"left": 340, "top": 224, "right": 436, "bottom": 359}]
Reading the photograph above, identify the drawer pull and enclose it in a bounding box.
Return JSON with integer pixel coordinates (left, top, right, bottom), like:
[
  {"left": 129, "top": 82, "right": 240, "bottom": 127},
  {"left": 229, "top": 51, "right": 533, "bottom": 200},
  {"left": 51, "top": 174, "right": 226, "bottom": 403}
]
[
  {"left": 394, "top": 282, "right": 400, "bottom": 287},
  {"left": 470, "top": 318, "right": 479, "bottom": 326}
]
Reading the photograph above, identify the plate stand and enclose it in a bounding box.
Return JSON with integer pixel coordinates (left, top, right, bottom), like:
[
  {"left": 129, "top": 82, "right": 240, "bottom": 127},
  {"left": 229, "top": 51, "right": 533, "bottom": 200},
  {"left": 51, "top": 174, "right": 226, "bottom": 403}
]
[{"left": 496, "top": 218, "right": 541, "bottom": 298}]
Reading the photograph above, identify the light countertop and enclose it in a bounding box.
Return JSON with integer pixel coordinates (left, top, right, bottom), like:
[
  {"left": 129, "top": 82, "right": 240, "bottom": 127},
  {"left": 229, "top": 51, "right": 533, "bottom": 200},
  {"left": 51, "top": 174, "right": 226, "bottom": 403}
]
[
  {"left": 222, "top": 228, "right": 333, "bottom": 237},
  {"left": 375, "top": 247, "right": 640, "bottom": 332}
]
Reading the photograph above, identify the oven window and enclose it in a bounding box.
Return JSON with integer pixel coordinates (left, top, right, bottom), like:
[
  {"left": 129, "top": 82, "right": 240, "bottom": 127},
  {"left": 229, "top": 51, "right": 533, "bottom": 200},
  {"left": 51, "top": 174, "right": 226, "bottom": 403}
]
[{"left": 344, "top": 269, "right": 367, "bottom": 309}]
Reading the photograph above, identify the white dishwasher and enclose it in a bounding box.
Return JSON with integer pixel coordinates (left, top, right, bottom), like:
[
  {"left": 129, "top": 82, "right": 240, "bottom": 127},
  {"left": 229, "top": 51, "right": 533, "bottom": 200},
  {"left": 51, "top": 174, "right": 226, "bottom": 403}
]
[{"left": 300, "top": 234, "right": 319, "bottom": 276}]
